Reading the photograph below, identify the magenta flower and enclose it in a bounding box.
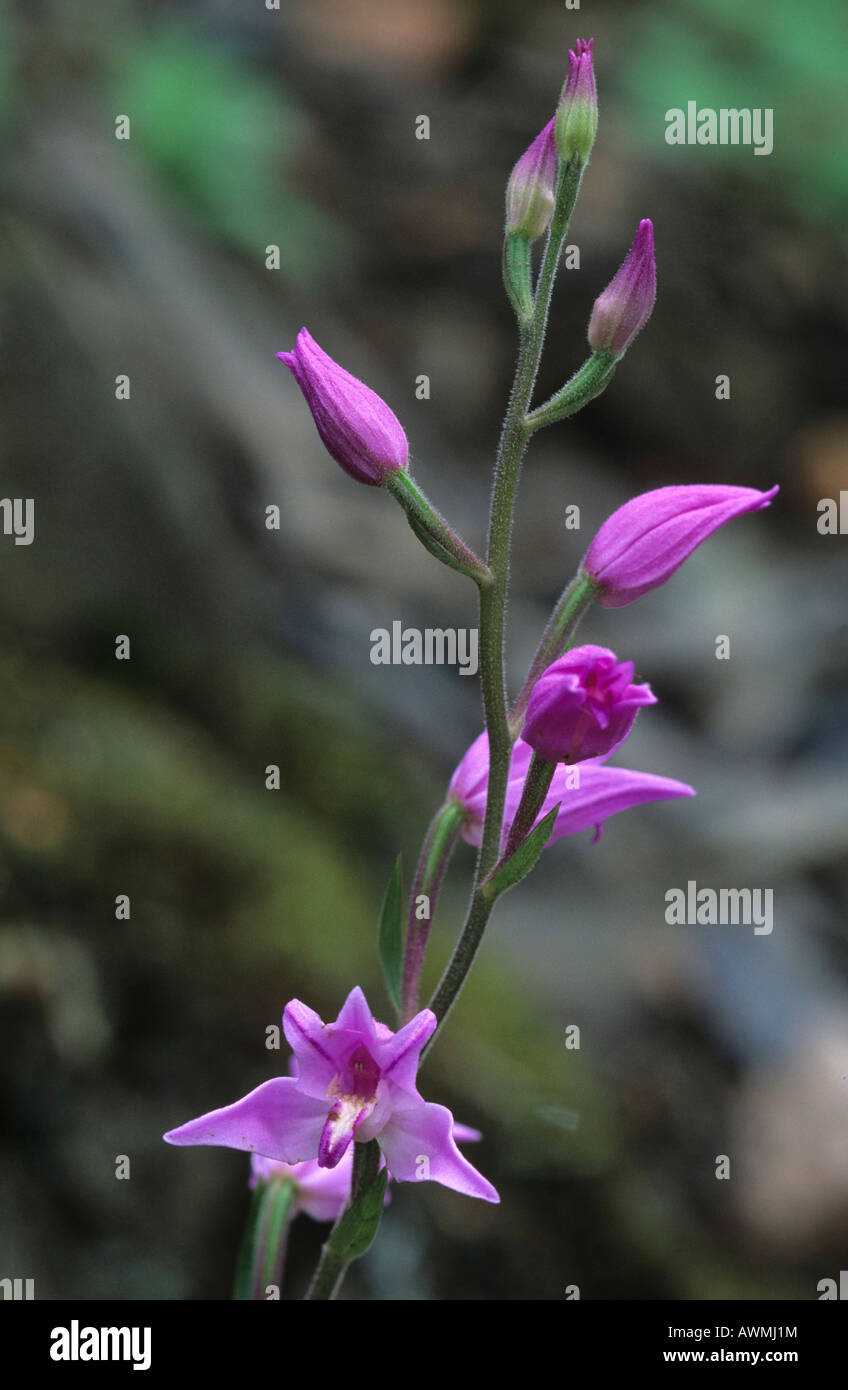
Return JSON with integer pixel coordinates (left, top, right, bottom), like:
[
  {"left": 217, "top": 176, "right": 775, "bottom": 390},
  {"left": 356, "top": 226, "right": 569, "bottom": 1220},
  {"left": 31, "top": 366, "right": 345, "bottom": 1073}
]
[
  {"left": 164, "top": 987, "right": 498, "bottom": 1203},
  {"left": 449, "top": 732, "right": 694, "bottom": 847},
  {"left": 588, "top": 220, "right": 656, "bottom": 358},
  {"left": 555, "top": 37, "right": 598, "bottom": 164},
  {"left": 248, "top": 1118, "right": 483, "bottom": 1224},
  {"left": 583, "top": 483, "right": 780, "bottom": 608},
  {"left": 523, "top": 645, "right": 656, "bottom": 764},
  {"left": 506, "top": 117, "right": 558, "bottom": 241},
  {"left": 278, "top": 328, "right": 409, "bottom": 486}
]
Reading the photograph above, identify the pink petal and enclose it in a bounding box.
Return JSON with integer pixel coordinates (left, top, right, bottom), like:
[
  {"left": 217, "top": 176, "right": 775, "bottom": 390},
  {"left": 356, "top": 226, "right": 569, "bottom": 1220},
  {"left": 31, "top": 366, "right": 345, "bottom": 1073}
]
[
  {"left": 375, "top": 1008, "right": 436, "bottom": 1095},
  {"left": 331, "top": 985, "right": 378, "bottom": 1043},
  {"left": 379, "top": 1098, "right": 499, "bottom": 1203},
  {"left": 539, "top": 760, "right": 695, "bottom": 843},
  {"left": 163, "top": 1077, "right": 327, "bottom": 1163},
  {"left": 282, "top": 999, "right": 338, "bottom": 1099}
]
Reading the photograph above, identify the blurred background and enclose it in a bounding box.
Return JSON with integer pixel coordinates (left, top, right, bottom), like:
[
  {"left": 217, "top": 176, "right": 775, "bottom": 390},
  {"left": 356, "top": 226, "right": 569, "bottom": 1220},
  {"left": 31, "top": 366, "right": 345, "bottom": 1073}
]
[{"left": 1, "top": 0, "right": 847, "bottom": 1300}]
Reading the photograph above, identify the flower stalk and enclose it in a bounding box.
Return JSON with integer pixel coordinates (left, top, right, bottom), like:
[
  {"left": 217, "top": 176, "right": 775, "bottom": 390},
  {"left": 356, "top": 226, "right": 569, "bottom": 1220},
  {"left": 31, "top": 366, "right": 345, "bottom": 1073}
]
[
  {"left": 510, "top": 571, "right": 599, "bottom": 734},
  {"left": 501, "top": 752, "right": 556, "bottom": 861}
]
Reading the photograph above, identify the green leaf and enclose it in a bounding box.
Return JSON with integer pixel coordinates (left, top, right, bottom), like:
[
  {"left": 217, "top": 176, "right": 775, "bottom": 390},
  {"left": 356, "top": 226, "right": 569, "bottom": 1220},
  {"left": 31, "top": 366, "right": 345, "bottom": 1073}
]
[
  {"left": 327, "top": 1168, "right": 389, "bottom": 1262},
  {"left": 378, "top": 854, "right": 404, "bottom": 1014},
  {"left": 481, "top": 803, "right": 561, "bottom": 902}
]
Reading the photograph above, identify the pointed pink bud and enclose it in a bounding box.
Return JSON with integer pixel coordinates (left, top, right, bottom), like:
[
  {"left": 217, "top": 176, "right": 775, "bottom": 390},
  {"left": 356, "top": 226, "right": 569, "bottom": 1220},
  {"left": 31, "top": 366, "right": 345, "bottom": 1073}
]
[
  {"left": 505, "top": 117, "right": 558, "bottom": 241},
  {"left": 555, "top": 36, "right": 598, "bottom": 164},
  {"left": 277, "top": 328, "right": 409, "bottom": 486},
  {"left": 588, "top": 219, "right": 656, "bottom": 358},
  {"left": 523, "top": 646, "right": 656, "bottom": 764},
  {"left": 583, "top": 484, "right": 780, "bottom": 607}
]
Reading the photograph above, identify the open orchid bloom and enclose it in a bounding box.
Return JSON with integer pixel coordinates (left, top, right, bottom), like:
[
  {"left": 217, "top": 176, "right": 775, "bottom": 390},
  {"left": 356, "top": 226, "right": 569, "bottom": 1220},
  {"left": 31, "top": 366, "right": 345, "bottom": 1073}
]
[{"left": 165, "top": 987, "right": 498, "bottom": 1203}]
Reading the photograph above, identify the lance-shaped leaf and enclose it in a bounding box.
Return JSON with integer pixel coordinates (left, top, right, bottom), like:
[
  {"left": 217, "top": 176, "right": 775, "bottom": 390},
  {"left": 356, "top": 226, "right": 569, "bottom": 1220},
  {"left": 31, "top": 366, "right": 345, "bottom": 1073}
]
[
  {"left": 327, "top": 1167, "right": 389, "bottom": 1262},
  {"left": 481, "top": 803, "right": 561, "bottom": 902}
]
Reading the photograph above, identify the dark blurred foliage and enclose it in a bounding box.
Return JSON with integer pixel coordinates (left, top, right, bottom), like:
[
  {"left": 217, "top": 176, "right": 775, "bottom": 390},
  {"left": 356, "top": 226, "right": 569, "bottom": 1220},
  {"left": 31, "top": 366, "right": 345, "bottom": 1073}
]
[{"left": 1, "top": 0, "right": 847, "bottom": 1300}]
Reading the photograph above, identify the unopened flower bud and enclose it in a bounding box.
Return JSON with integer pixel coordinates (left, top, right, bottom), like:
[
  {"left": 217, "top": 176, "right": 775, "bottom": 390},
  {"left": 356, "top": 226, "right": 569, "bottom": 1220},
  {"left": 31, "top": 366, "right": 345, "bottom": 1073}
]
[
  {"left": 505, "top": 118, "right": 557, "bottom": 241},
  {"left": 555, "top": 37, "right": 598, "bottom": 165},
  {"left": 278, "top": 328, "right": 408, "bottom": 486},
  {"left": 583, "top": 484, "right": 780, "bottom": 607},
  {"left": 522, "top": 646, "right": 656, "bottom": 764},
  {"left": 587, "top": 219, "right": 656, "bottom": 358}
]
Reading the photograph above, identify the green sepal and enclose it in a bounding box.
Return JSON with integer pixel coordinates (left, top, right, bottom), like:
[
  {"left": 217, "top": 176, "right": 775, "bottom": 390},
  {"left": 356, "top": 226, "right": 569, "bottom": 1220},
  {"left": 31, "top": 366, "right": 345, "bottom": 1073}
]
[
  {"left": 378, "top": 854, "right": 404, "bottom": 1014},
  {"left": 481, "top": 803, "right": 561, "bottom": 902},
  {"left": 327, "top": 1166, "right": 389, "bottom": 1262}
]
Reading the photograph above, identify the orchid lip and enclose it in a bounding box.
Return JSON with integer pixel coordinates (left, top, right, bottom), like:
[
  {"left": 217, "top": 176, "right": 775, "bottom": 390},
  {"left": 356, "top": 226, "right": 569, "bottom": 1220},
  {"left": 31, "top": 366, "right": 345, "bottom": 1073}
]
[{"left": 318, "top": 1045, "right": 381, "bottom": 1169}]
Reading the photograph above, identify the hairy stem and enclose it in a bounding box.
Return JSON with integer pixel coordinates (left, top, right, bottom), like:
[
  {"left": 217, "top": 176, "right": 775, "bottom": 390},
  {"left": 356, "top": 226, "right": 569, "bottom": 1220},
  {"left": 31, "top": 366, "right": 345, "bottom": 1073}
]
[
  {"left": 427, "top": 157, "right": 585, "bottom": 1038},
  {"left": 502, "top": 753, "right": 556, "bottom": 861},
  {"left": 509, "top": 571, "right": 598, "bottom": 735}
]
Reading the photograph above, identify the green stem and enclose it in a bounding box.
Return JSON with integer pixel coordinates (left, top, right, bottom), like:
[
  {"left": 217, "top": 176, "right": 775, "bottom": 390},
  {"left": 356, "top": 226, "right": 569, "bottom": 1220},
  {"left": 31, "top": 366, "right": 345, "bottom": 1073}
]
[
  {"left": 477, "top": 156, "right": 584, "bottom": 878},
  {"left": 509, "top": 571, "right": 599, "bottom": 736},
  {"left": 427, "top": 887, "right": 492, "bottom": 1031},
  {"left": 401, "top": 800, "right": 464, "bottom": 1024},
  {"left": 502, "top": 753, "right": 556, "bottom": 861},
  {"left": 426, "top": 156, "right": 586, "bottom": 1039},
  {"left": 303, "top": 1242, "right": 346, "bottom": 1303},
  {"left": 304, "top": 1140, "right": 381, "bottom": 1301}
]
